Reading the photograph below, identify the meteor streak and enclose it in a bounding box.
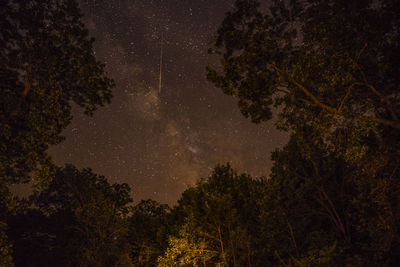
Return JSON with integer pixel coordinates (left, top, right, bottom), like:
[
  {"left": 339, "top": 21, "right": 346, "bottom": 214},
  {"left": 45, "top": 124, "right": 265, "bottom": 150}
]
[{"left": 158, "top": 33, "right": 163, "bottom": 95}]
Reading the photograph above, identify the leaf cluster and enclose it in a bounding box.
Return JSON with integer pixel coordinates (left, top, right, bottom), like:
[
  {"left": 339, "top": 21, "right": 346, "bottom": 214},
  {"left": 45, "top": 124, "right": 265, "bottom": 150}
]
[{"left": 0, "top": 0, "right": 114, "bottom": 186}]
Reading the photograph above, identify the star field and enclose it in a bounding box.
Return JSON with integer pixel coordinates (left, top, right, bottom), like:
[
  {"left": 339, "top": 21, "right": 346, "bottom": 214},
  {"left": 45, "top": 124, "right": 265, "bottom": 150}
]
[{"left": 50, "top": 0, "right": 288, "bottom": 204}]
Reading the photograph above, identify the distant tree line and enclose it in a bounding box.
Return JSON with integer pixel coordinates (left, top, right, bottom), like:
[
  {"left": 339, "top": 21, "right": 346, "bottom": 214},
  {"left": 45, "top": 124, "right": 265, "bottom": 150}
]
[{"left": 1, "top": 0, "right": 399, "bottom": 266}]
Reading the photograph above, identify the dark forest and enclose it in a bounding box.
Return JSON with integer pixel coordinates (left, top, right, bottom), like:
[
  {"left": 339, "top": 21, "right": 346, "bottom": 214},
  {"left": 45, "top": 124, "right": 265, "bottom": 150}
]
[{"left": 1, "top": 0, "right": 399, "bottom": 266}]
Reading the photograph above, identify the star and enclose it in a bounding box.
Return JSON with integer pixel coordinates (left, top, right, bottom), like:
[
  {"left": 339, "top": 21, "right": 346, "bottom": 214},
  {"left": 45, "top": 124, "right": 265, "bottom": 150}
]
[{"left": 50, "top": 0, "right": 288, "bottom": 205}]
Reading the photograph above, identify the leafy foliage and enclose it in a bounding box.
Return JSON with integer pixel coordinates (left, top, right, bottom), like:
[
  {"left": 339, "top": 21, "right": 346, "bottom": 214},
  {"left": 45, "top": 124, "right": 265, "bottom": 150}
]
[
  {"left": 129, "top": 199, "right": 170, "bottom": 266},
  {"left": 158, "top": 223, "right": 216, "bottom": 267},
  {"left": 0, "top": 221, "right": 13, "bottom": 267},
  {"left": 158, "top": 164, "right": 265, "bottom": 266},
  {"left": 3, "top": 0, "right": 400, "bottom": 265},
  {"left": 1, "top": 1, "right": 114, "bottom": 263},
  {"left": 8, "top": 165, "right": 133, "bottom": 267},
  {"left": 206, "top": 0, "right": 400, "bottom": 265},
  {"left": 207, "top": 0, "right": 400, "bottom": 162},
  {"left": 0, "top": 0, "right": 114, "bottom": 186}
]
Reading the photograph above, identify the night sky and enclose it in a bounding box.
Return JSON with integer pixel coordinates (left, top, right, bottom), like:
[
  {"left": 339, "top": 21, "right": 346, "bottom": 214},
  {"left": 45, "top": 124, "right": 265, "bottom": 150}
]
[{"left": 49, "top": 0, "right": 287, "bottom": 205}]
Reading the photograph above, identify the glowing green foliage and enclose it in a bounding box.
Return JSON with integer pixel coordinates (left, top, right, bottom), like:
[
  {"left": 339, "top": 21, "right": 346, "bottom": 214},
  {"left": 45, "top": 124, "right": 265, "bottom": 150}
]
[
  {"left": 157, "top": 223, "right": 217, "bottom": 267},
  {"left": 160, "top": 164, "right": 265, "bottom": 266}
]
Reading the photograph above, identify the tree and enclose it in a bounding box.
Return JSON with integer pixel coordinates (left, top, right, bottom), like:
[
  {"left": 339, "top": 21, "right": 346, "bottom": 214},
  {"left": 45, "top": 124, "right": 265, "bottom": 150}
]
[
  {"left": 207, "top": 0, "right": 400, "bottom": 264},
  {"left": 207, "top": 0, "right": 399, "bottom": 162},
  {"left": 1, "top": 1, "right": 113, "bottom": 262},
  {"left": 259, "top": 135, "right": 350, "bottom": 265},
  {"left": 8, "top": 165, "right": 133, "bottom": 266},
  {"left": 257, "top": 132, "right": 400, "bottom": 265},
  {"left": 157, "top": 222, "right": 217, "bottom": 267},
  {"left": 158, "top": 164, "right": 265, "bottom": 266},
  {"left": 129, "top": 199, "right": 170, "bottom": 266},
  {"left": 0, "top": 0, "right": 114, "bottom": 187},
  {"left": 0, "top": 183, "right": 14, "bottom": 266}
]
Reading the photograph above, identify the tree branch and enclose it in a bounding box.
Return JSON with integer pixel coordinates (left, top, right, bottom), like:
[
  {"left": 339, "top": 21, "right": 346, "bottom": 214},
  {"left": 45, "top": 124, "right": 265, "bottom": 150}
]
[
  {"left": 356, "top": 114, "right": 400, "bottom": 130},
  {"left": 318, "top": 186, "right": 347, "bottom": 238},
  {"left": 270, "top": 63, "right": 400, "bottom": 130},
  {"left": 22, "top": 59, "right": 32, "bottom": 97},
  {"left": 348, "top": 55, "right": 399, "bottom": 121},
  {"left": 355, "top": 42, "right": 368, "bottom": 62},
  {"left": 277, "top": 204, "right": 299, "bottom": 258},
  {"left": 338, "top": 82, "right": 363, "bottom": 113},
  {"left": 22, "top": 82, "right": 31, "bottom": 97},
  {"left": 270, "top": 63, "right": 337, "bottom": 113},
  {"left": 366, "top": 83, "right": 399, "bottom": 121}
]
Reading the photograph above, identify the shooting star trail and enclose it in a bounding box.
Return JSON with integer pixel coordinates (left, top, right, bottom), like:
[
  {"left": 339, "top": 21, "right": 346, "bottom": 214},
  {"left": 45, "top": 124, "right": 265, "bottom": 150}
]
[{"left": 158, "top": 33, "right": 163, "bottom": 95}]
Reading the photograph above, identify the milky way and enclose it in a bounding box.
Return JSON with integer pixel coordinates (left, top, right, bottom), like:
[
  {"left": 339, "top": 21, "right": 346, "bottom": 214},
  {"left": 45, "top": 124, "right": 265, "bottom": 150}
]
[{"left": 49, "top": 0, "right": 288, "bottom": 204}]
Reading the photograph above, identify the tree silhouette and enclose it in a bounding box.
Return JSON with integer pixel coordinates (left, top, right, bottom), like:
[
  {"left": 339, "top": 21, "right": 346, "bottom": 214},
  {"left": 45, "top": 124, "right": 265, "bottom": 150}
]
[
  {"left": 1, "top": 1, "right": 114, "bottom": 263},
  {"left": 8, "top": 165, "right": 133, "bottom": 267},
  {"left": 1, "top": 0, "right": 114, "bottom": 186}
]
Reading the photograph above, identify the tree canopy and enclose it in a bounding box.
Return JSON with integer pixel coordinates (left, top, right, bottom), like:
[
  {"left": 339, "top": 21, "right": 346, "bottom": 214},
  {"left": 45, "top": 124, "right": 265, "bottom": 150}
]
[
  {"left": 207, "top": 0, "right": 399, "bottom": 162},
  {"left": 8, "top": 165, "right": 133, "bottom": 267},
  {"left": 129, "top": 199, "right": 170, "bottom": 266},
  {"left": 2, "top": 0, "right": 400, "bottom": 265},
  {"left": 1, "top": 0, "right": 114, "bottom": 264},
  {"left": 158, "top": 164, "right": 265, "bottom": 266},
  {"left": 206, "top": 0, "right": 400, "bottom": 264},
  {"left": 0, "top": 0, "right": 114, "bottom": 186}
]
